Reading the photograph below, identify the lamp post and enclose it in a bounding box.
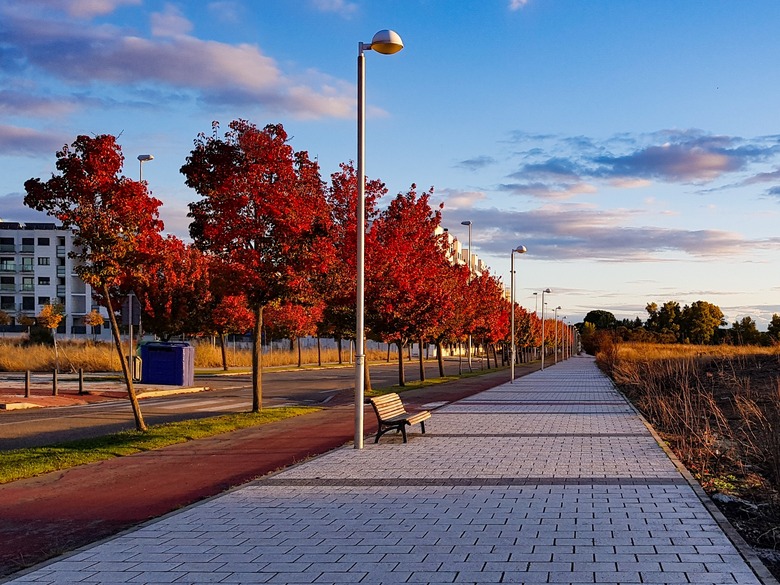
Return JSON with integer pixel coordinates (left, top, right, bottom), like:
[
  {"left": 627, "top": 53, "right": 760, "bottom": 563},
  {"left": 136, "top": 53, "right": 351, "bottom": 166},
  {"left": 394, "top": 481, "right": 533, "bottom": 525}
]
[
  {"left": 461, "top": 220, "right": 473, "bottom": 372},
  {"left": 554, "top": 306, "right": 561, "bottom": 364},
  {"left": 533, "top": 292, "right": 538, "bottom": 315},
  {"left": 510, "top": 245, "right": 527, "bottom": 383},
  {"left": 137, "top": 154, "right": 154, "bottom": 182},
  {"left": 355, "top": 29, "right": 404, "bottom": 450},
  {"left": 540, "top": 288, "right": 551, "bottom": 370}
]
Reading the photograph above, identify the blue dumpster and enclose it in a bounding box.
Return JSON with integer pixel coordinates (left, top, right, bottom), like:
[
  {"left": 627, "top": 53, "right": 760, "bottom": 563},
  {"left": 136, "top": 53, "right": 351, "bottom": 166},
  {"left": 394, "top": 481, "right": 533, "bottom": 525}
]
[{"left": 140, "top": 342, "right": 194, "bottom": 386}]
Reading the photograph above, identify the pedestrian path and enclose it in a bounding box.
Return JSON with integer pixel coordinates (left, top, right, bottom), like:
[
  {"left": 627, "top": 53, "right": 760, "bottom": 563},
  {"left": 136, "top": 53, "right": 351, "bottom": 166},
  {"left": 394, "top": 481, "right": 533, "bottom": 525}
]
[{"left": 5, "top": 356, "right": 773, "bottom": 585}]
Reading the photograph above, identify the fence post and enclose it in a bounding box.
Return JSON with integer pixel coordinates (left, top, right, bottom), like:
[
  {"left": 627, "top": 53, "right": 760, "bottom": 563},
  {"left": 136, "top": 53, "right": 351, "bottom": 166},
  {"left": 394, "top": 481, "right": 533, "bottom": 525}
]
[
  {"left": 78, "top": 368, "right": 84, "bottom": 395},
  {"left": 52, "top": 370, "right": 58, "bottom": 396},
  {"left": 25, "top": 370, "right": 30, "bottom": 398}
]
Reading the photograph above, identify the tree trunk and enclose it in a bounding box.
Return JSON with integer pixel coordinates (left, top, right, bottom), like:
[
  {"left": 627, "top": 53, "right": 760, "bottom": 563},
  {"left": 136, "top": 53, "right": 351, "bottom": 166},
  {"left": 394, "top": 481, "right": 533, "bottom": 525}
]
[
  {"left": 436, "top": 340, "right": 445, "bottom": 377},
  {"left": 396, "top": 340, "right": 405, "bottom": 386},
  {"left": 251, "top": 305, "right": 263, "bottom": 412},
  {"left": 492, "top": 343, "right": 499, "bottom": 368},
  {"left": 317, "top": 336, "right": 322, "bottom": 366},
  {"left": 297, "top": 337, "right": 302, "bottom": 368},
  {"left": 218, "top": 332, "right": 228, "bottom": 371},
  {"left": 418, "top": 336, "right": 425, "bottom": 382},
  {"left": 337, "top": 337, "right": 343, "bottom": 364},
  {"left": 103, "top": 283, "right": 146, "bottom": 431},
  {"left": 364, "top": 342, "right": 372, "bottom": 392},
  {"left": 386, "top": 344, "right": 391, "bottom": 363}
]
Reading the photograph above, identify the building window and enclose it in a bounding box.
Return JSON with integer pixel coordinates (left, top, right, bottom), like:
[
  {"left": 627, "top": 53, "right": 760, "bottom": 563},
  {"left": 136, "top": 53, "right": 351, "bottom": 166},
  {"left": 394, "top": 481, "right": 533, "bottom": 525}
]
[
  {"left": 38, "top": 257, "right": 50, "bottom": 266},
  {"left": 1, "top": 296, "right": 15, "bottom": 311},
  {"left": 0, "top": 276, "right": 14, "bottom": 291},
  {"left": 21, "top": 277, "right": 34, "bottom": 291},
  {"left": 21, "top": 297, "right": 34, "bottom": 311},
  {"left": 38, "top": 296, "right": 50, "bottom": 305},
  {"left": 38, "top": 237, "right": 50, "bottom": 246},
  {"left": 38, "top": 277, "right": 50, "bottom": 286}
]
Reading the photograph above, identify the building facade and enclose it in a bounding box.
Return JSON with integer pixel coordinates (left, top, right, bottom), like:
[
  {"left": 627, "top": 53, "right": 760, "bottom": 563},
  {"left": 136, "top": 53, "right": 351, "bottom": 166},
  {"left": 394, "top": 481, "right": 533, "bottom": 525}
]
[{"left": 0, "top": 221, "right": 108, "bottom": 339}]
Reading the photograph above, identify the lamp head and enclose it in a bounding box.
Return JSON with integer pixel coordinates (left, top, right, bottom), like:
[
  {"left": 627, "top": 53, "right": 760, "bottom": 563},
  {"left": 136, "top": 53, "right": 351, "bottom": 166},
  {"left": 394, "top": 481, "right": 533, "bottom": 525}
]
[
  {"left": 460, "top": 220, "right": 472, "bottom": 226},
  {"left": 513, "top": 245, "right": 527, "bottom": 254},
  {"left": 137, "top": 154, "right": 154, "bottom": 162},
  {"left": 370, "top": 30, "right": 404, "bottom": 55},
  {"left": 543, "top": 288, "right": 552, "bottom": 293}
]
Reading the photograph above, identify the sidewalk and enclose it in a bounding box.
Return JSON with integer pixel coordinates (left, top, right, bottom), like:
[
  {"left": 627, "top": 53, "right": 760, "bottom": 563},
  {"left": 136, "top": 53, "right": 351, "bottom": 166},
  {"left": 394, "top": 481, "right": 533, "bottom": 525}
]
[{"left": 4, "top": 356, "right": 777, "bottom": 585}]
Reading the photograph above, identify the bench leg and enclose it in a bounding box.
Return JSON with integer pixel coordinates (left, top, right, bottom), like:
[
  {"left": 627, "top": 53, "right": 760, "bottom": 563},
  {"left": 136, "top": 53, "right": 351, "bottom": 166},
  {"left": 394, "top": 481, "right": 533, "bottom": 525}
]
[
  {"left": 401, "top": 425, "right": 408, "bottom": 443},
  {"left": 420, "top": 421, "right": 426, "bottom": 435}
]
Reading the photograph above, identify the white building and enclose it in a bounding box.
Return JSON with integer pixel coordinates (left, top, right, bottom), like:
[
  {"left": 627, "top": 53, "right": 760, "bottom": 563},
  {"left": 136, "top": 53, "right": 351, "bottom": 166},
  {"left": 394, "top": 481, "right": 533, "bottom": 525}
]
[{"left": 0, "top": 221, "right": 108, "bottom": 339}]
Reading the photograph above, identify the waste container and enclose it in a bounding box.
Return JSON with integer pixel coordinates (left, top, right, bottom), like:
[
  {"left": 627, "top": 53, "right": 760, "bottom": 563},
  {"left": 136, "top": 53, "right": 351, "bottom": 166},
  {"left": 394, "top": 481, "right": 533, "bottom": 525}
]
[{"left": 140, "top": 342, "right": 194, "bottom": 386}]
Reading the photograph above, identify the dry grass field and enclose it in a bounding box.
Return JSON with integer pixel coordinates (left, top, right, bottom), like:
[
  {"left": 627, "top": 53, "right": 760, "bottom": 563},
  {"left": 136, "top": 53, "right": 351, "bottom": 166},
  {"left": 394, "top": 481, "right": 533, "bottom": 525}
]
[
  {"left": 597, "top": 341, "right": 780, "bottom": 574},
  {"left": 0, "top": 338, "right": 388, "bottom": 372}
]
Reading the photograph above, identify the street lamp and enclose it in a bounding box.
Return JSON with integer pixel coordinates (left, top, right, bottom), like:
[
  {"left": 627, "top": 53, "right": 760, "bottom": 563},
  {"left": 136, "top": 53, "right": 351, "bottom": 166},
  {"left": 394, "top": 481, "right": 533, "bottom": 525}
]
[
  {"left": 460, "top": 220, "right": 473, "bottom": 371},
  {"left": 554, "top": 306, "right": 561, "bottom": 364},
  {"left": 137, "top": 154, "right": 154, "bottom": 182},
  {"left": 540, "top": 288, "right": 551, "bottom": 370},
  {"left": 533, "top": 292, "right": 538, "bottom": 315},
  {"left": 510, "top": 245, "right": 527, "bottom": 383},
  {"left": 355, "top": 29, "right": 404, "bottom": 450}
]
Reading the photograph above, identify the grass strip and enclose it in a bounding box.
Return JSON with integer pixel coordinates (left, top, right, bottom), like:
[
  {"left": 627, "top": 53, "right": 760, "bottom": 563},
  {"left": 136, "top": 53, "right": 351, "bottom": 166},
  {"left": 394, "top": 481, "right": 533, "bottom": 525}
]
[{"left": 0, "top": 406, "right": 317, "bottom": 485}]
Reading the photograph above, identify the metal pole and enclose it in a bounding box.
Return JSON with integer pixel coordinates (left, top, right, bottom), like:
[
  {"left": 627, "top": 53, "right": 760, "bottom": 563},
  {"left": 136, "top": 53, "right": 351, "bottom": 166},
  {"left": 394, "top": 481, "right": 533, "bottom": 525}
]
[
  {"left": 52, "top": 369, "right": 58, "bottom": 396},
  {"left": 510, "top": 251, "right": 515, "bottom": 383},
  {"left": 467, "top": 223, "right": 472, "bottom": 372},
  {"left": 541, "top": 291, "right": 546, "bottom": 370},
  {"left": 78, "top": 368, "right": 84, "bottom": 395},
  {"left": 554, "top": 307, "right": 559, "bottom": 364},
  {"left": 25, "top": 370, "right": 30, "bottom": 398},
  {"left": 354, "top": 44, "right": 367, "bottom": 449}
]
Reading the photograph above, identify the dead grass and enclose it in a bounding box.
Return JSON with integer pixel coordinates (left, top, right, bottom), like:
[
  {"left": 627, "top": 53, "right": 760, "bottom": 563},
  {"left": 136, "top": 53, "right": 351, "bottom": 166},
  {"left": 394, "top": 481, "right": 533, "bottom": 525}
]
[
  {"left": 0, "top": 338, "right": 390, "bottom": 372},
  {"left": 599, "top": 341, "right": 780, "bottom": 573}
]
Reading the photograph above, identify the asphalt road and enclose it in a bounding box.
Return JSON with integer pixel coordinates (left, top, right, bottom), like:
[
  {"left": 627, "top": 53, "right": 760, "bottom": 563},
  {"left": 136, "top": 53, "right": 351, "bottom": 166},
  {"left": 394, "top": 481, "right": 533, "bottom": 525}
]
[{"left": 0, "top": 356, "right": 491, "bottom": 450}]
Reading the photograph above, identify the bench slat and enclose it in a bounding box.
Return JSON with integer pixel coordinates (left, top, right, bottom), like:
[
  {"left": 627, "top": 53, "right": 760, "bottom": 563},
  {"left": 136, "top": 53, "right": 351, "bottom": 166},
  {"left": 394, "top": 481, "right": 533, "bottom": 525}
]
[{"left": 368, "top": 393, "right": 431, "bottom": 444}]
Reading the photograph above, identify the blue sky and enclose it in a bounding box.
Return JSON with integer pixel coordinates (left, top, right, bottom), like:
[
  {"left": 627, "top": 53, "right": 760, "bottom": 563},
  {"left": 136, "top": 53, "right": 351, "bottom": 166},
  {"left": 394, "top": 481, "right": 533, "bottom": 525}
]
[{"left": 2, "top": 0, "right": 780, "bottom": 328}]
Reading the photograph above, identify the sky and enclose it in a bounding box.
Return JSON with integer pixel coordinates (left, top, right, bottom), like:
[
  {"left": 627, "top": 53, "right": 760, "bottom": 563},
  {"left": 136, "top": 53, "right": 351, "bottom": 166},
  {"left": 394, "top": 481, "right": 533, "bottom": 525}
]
[{"left": 1, "top": 0, "right": 780, "bottom": 329}]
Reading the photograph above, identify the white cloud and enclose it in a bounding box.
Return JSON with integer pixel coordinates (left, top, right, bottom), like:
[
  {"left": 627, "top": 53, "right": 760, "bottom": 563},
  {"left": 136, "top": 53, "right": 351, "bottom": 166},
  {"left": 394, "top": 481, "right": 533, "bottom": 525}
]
[
  {"left": 310, "top": 0, "right": 359, "bottom": 17},
  {"left": 151, "top": 4, "right": 193, "bottom": 38},
  {"left": 509, "top": 0, "right": 529, "bottom": 10},
  {"left": 437, "top": 188, "right": 487, "bottom": 210}
]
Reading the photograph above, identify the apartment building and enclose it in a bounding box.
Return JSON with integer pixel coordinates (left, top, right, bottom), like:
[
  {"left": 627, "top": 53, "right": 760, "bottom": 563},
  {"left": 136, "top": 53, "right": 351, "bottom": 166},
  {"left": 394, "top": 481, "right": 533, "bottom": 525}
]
[{"left": 0, "top": 221, "right": 108, "bottom": 339}]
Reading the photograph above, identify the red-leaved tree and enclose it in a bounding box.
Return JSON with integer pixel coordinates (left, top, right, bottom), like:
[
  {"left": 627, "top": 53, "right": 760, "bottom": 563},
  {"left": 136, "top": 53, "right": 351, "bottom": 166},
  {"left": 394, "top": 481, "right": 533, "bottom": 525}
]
[
  {"left": 181, "top": 120, "right": 334, "bottom": 410},
  {"left": 24, "top": 134, "right": 164, "bottom": 431}
]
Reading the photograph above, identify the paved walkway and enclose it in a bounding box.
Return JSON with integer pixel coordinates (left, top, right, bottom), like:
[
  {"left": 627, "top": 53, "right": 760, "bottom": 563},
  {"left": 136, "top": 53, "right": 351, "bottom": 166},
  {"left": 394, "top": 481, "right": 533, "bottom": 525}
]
[{"left": 4, "top": 356, "right": 774, "bottom": 585}]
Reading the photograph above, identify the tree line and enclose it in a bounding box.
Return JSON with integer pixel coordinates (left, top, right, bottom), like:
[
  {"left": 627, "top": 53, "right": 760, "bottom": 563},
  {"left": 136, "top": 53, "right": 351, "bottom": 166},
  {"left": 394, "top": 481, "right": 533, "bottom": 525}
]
[
  {"left": 22, "top": 122, "right": 571, "bottom": 430},
  {"left": 581, "top": 302, "right": 780, "bottom": 350}
]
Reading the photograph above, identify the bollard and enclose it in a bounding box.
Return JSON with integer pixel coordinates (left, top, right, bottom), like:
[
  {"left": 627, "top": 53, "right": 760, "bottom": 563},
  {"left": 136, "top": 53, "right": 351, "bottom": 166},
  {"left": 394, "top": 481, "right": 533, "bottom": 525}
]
[
  {"left": 25, "top": 370, "right": 31, "bottom": 398},
  {"left": 78, "top": 368, "right": 84, "bottom": 395},
  {"left": 52, "top": 370, "right": 58, "bottom": 396}
]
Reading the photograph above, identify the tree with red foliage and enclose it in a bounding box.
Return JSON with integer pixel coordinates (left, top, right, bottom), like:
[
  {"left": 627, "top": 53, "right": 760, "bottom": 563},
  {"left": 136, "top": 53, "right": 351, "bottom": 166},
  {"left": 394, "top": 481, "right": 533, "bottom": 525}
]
[
  {"left": 181, "top": 120, "right": 333, "bottom": 411},
  {"left": 208, "top": 294, "right": 255, "bottom": 370},
  {"left": 429, "top": 262, "right": 471, "bottom": 377},
  {"left": 321, "top": 162, "right": 386, "bottom": 363},
  {"left": 24, "top": 134, "right": 164, "bottom": 431},
  {"left": 264, "top": 301, "right": 324, "bottom": 367},
  {"left": 367, "top": 185, "right": 452, "bottom": 385},
  {"left": 135, "top": 236, "right": 211, "bottom": 341},
  {"left": 469, "top": 270, "right": 508, "bottom": 369}
]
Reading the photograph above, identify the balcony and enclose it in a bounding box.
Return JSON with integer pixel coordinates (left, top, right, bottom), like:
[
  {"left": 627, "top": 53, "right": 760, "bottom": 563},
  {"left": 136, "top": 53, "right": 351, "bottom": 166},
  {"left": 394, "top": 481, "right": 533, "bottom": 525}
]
[
  {"left": 0, "top": 284, "right": 15, "bottom": 292},
  {"left": 0, "top": 245, "right": 14, "bottom": 253},
  {"left": 0, "top": 302, "right": 15, "bottom": 311},
  {"left": 0, "top": 263, "right": 15, "bottom": 273},
  {"left": 56, "top": 245, "right": 66, "bottom": 257},
  {"left": 20, "top": 265, "right": 34, "bottom": 273},
  {"left": 56, "top": 285, "right": 66, "bottom": 296},
  {"left": 20, "top": 284, "right": 35, "bottom": 292},
  {"left": 56, "top": 266, "right": 66, "bottom": 277},
  {"left": 19, "top": 245, "right": 34, "bottom": 254}
]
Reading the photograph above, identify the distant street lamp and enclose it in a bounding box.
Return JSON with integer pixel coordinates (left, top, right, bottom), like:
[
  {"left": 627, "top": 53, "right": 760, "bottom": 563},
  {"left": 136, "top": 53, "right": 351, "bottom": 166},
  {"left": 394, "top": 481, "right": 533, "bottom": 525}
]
[
  {"left": 461, "top": 220, "right": 473, "bottom": 372},
  {"left": 137, "top": 154, "right": 154, "bottom": 182},
  {"left": 510, "top": 245, "right": 527, "bottom": 383},
  {"left": 533, "top": 292, "right": 538, "bottom": 315},
  {"left": 540, "top": 288, "right": 551, "bottom": 370},
  {"left": 355, "top": 29, "right": 404, "bottom": 450},
  {"left": 554, "top": 306, "right": 561, "bottom": 364}
]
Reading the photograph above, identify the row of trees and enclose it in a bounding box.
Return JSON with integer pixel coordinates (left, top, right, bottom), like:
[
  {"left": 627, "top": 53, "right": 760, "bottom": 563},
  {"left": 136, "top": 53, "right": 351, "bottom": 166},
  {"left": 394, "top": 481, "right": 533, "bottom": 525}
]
[
  {"left": 581, "top": 303, "right": 780, "bottom": 346},
  {"left": 23, "top": 122, "right": 571, "bottom": 431}
]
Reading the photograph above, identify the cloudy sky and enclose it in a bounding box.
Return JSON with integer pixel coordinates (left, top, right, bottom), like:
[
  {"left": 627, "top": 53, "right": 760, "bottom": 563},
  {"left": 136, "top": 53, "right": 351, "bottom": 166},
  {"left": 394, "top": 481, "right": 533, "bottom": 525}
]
[{"left": 2, "top": 0, "right": 779, "bottom": 328}]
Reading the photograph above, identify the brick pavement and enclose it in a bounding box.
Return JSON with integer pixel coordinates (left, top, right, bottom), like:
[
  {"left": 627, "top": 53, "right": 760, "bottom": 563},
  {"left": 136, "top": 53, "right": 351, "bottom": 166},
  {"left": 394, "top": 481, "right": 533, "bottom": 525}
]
[{"left": 4, "top": 355, "right": 775, "bottom": 585}]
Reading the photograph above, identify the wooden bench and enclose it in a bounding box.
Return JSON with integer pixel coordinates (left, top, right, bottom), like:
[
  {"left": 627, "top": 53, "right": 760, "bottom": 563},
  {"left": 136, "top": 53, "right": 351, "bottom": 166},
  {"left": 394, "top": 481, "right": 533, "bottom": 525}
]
[{"left": 367, "top": 393, "right": 431, "bottom": 444}]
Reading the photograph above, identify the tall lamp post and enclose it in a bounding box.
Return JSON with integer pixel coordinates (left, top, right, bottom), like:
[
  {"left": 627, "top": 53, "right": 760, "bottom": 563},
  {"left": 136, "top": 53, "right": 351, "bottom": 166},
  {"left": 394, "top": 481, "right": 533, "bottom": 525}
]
[
  {"left": 533, "top": 292, "right": 538, "bottom": 315},
  {"left": 540, "top": 288, "right": 551, "bottom": 370},
  {"left": 355, "top": 29, "right": 404, "bottom": 450},
  {"left": 510, "top": 245, "right": 527, "bottom": 383},
  {"left": 554, "top": 306, "right": 561, "bottom": 364},
  {"left": 461, "top": 220, "right": 473, "bottom": 371},
  {"left": 137, "top": 154, "right": 154, "bottom": 182}
]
